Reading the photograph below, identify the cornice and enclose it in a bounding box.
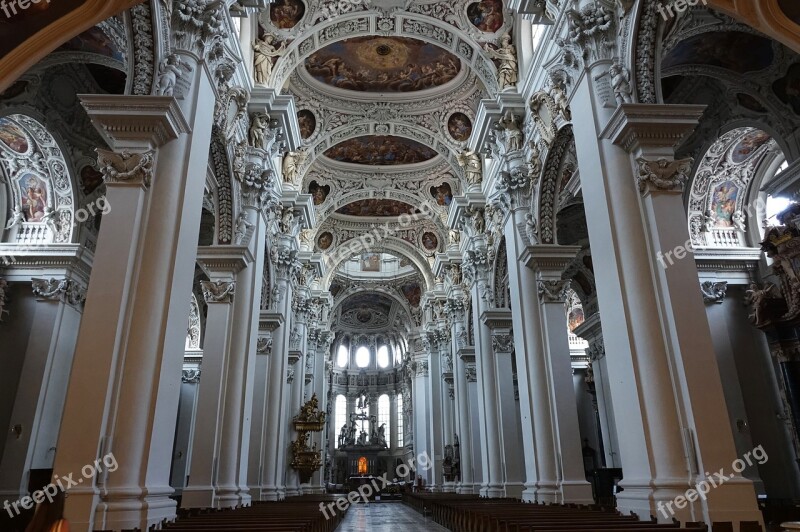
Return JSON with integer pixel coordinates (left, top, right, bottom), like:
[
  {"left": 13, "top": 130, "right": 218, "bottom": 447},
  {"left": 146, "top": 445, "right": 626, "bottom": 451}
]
[
  {"left": 79, "top": 94, "right": 191, "bottom": 150},
  {"left": 601, "top": 103, "right": 706, "bottom": 155},
  {"left": 196, "top": 245, "right": 253, "bottom": 275}
]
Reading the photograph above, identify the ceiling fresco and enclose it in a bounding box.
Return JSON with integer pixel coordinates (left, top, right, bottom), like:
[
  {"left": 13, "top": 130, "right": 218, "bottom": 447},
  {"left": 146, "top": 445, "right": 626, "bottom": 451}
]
[
  {"left": 324, "top": 135, "right": 438, "bottom": 165},
  {"left": 56, "top": 26, "right": 123, "bottom": 62},
  {"left": 0, "top": 0, "right": 87, "bottom": 59},
  {"left": 467, "top": 0, "right": 504, "bottom": 32},
  {"left": 335, "top": 199, "right": 420, "bottom": 217},
  {"left": 339, "top": 293, "right": 395, "bottom": 328},
  {"left": 662, "top": 31, "right": 774, "bottom": 74},
  {"left": 304, "top": 36, "right": 461, "bottom": 93},
  {"left": 270, "top": 0, "right": 305, "bottom": 29}
]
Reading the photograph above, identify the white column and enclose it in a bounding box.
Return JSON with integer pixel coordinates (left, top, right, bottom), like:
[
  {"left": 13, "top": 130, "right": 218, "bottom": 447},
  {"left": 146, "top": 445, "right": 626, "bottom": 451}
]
[
  {"left": 465, "top": 359, "right": 483, "bottom": 489},
  {"left": 181, "top": 258, "right": 239, "bottom": 509},
  {"left": 0, "top": 278, "right": 84, "bottom": 501},
  {"left": 464, "top": 250, "right": 505, "bottom": 498},
  {"left": 426, "top": 333, "right": 445, "bottom": 491},
  {"left": 482, "top": 310, "right": 525, "bottom": 499},
  {"left": 259, "top": 235, "right": 298, "bottom": 501},
  {"left": 527, "top": 251, "right": 594, "bottom": 504},
  {"left": 411, "top": 335, "right": 432, "bottom": 486},
  {"left": 56, "top": 72, "right": 213, "bottom": 530},
  {"left": 248, "top": 320, "right": 278, "bottom": 499}
]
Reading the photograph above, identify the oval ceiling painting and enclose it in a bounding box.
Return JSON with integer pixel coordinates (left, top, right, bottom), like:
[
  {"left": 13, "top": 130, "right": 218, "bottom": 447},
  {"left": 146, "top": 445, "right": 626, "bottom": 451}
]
[
  {"left": 305, "top": 36, "right": 461, "bottom": 92},
  {"left": 298, "top": 109, "right": 316, "bottom": 139},
  {"left": 270, "top": 0, "right": 305, "bottom": 29},
  {"left": 467, "top": 0, "right": 504, "bottom": 33},
  {"left": 336, "top": 199, "right": 420, "bottom": 217},
  {"left": 324, "top": 135, "right": 438, "bottom": 165}
]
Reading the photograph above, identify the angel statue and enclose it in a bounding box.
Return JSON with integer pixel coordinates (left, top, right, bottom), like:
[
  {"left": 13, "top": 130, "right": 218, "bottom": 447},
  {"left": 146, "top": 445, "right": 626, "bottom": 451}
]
[
  {"left": 5, "top": 206, "right": 24, "bottom": 230},
  {"left": 155, "top": 54, "right": 184, "bottom": 96},
  {"left": 234, "top": 212, "right": 254, "bottom": 245},
  {"left": 609, "top": 58, "right": 633, "bottom": 105},
  {"left": 457, "top": 150, "right": 483, "bottom": 187},
  {"left": 282, "top": 150, "right": 307, "bottom": 186},
  {"left": 484, "top": 34, "right": 518, "bottom": 90},
  {"left": 253, "top": 34, "right": 287, "bottom": 86}
]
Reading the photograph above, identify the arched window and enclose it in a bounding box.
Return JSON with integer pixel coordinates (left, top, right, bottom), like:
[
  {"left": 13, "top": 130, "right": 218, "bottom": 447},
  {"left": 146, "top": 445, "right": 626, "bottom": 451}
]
[
  {"left": 395, "top": 341, "right": 404, "bottom": 365},
  {"left": 378, "top": 394, "right": 390, "bottom": 445},
  {"left": 397, "top": 395, "right": 404, "bottom": 447},
  {"left": 355, "top": 346, "right": 370, "bottom": 368},
  {"left": 377, "top": 345, "right": 389, "bottom": 368},
  {"left": 335, "top": 395, "right": 347, "bottom": 449},
  {"left": 336, "top": 344, "right": 349, "bottom": 368}
]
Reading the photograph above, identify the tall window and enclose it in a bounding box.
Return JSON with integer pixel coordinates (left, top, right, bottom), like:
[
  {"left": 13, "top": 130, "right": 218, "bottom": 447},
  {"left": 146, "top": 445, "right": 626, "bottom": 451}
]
[
  {"left": 355, "top": 346, "right": 370, "bottom": 368},
  {"left": 336, "top": 345, "right": 348, "bottom": 368},
  {"left": 397, "top": 394, "right": 404, "bottom": 447},
  {"left": 335, "top": 395, "right": 347, "bottom": 448},
  {"left": 378, "top": 394, "right": 390, "bottom": 445},
  {"left": 377, "top": 345, "right": 389, "bottom": 368}
]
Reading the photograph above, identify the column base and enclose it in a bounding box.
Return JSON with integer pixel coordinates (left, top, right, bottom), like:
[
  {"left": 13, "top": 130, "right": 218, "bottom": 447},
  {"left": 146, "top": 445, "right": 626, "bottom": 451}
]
[
  {"left": 480, "top": 484, "right": 506, "bottom": 498},
  {"left": 504, "top": 482, "right": 525, "bottom": 499},
  {"left": 259, "top": 486, "right": 282, "bottom": 502},
  {"left": 181, "top": 486, "right": 216, "bottom": 509},
  {"left": 284, "top": 487, "right": 300, "bottom": 497},
  {"left": 457, "top": 483, "right": 477, "bottom": 495},
  {"left": 441, "top": 482, "right": 457, "bottom": 493},
  {"left": 302, "top": 486, "right": 326, "bottom": 495},
  {"left": 534, "top": 482, "right": 560, "bottom": 504},
  {"left": 215, "top": 485, "right": 243, "bottom": 509},
  {"left": 559, "top": 480, "right": 594, "bottom": 505},
  {"left": 95, "top": 486, "right": 176, "bottom": 532}
]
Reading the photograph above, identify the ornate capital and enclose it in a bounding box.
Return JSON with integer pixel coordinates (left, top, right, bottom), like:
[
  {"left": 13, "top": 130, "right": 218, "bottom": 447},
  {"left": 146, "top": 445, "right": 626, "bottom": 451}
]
[
  {"left": 701, "top": 281, "right": 728, "bottom": 305},
  {"left": 31, "top": 278, "right": 86, "bottom": 307},
  {"left": 537, "top": 280, "right": 568, "bottom": 303},
  {"left": 257, "top": 336, "right": 272, "bottom": 355},
  {"left": 636, "top": 157, "right": 693, "bottom": 196},
  {"left": 96, "top": 149, "right": 155, "bottom": 188},
  {"left": 491, "top": 333, "right": 514, "bottom": 354},
  {"left": 171, "top": 0, "right": 229, "bottom": 57},
  {"left": 465, "top": 363, "right": 477, "bottom": 383},
  {"left": 272, "top": 244, "right": 301, "bottom": 280},
  {"left": 496, "top": 162, "right": 533, "bottom": 212},
  {"left": 588, "top": 338, "right": 606, "bottom": 362},
  {"left": 287, "top": 368, "right": 295, "bottom": 384},
  {"left": 566, "top": 4, "right": 616, "bottom": 64},
  {"left": 414, "top": 360, "right": 430, "bottom": 377},
  {"left": 182, "top": 369, "right": 201, "bottom": 384},
  {"left": 462, "top": 248, "right": 491, "bottom": 285},
  {"left": 201, "top": 280, "right": 235, "bottom": 303}
]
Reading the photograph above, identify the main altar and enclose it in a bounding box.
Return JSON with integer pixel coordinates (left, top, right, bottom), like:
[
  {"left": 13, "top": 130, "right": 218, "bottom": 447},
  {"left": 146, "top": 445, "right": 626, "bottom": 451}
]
[{"left": 332, "top": 392, "right": 389, "bottom": 487}]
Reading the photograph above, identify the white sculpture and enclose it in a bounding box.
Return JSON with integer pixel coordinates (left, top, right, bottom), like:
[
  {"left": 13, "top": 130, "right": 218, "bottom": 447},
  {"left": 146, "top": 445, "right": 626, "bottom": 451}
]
[
  {"left": 5, "top": 206, "right": 24, "bottom": 230},
  {"left": 484, "top": 34, "right": 518, "bottom": 90},
  {"left": 253, "top": 35, "right": 287, "bottom": 86},
  {"left": 234, "top": 212, "right": 254, "bottom": 245},
  {"left": 609, "top": 58, "right": 633, "bottom": 105},
  {"left": 248, "top": 112, "right": 270, "bottom": 150},
  {"left": 497, "top": 110, "right": 524, "bottom": 153},
  {"left": 155, "top": 54, "right": 183, "bottom": 96},
  {"left": 282, "top": 150, "right": 306, "bottom": 186},
  {"left": 457, "top": 150, "right": 482, "bottom": 187}
]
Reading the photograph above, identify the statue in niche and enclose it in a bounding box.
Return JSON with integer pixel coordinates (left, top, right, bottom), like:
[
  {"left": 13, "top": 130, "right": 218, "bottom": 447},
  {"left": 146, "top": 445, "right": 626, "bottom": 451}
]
[
  {"left": 609, "top": 58, "right": 633, "bottom": 105},
  {"left": 457, "top": 150, "right": 483, "bottom": 187},
  {"left": 253, "top": 34, "right": 287, "bottom": 85},
  {"left": 497, "top": 110, "right": 524, "bottom": 153},
  {"left": 282, "top": 150, "right": 306, "bottom": 186},
  {"left": 338, "top": 425, "right": 348, "bottom": 448},
  {"left": 248, "top": 113, "right": 270, "bottom": 150},
  {"left": 484, "top": 34, "right": 518, "bottom": 90}
]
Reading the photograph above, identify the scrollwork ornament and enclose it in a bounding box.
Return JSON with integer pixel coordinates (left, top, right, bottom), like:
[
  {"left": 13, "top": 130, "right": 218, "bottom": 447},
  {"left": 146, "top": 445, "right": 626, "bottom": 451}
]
[
  {"left": 201, "top": 281, "right": 235, "bottom": 303},
  {"left": 96, "top": 149, "right": 155, "bottom": 188},
  {"left": 701, "top": 281, "right": 728, "bottom": 305},
  {"left": 31, "top": 278, "right": 86, "bottom": 307},
  {"left": 182, "top": 369, "right": 202, "bottom": 383},
  {"left": 636, "top": 157, "right": 693, "bottom": 195},
  {"left": 491, "top": 334, "right": 514, "bottom": 354},
  {"left": 537, "top": 280, "right": 568, "bottom": 303}
]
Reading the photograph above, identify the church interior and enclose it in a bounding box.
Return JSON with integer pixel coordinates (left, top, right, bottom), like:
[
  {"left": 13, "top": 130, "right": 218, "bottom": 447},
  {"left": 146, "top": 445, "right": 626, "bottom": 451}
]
[{"left": 1, "top": 0, "right": 800, "bottom": 531}]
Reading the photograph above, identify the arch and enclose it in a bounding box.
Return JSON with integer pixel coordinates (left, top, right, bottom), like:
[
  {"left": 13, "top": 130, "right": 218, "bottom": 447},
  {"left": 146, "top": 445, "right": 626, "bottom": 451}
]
[
  {"left": 687, "top": 126, "right": 785, "bottom": 249},
  {"left": 331, "top": 283, "right": 418, "bottom": 329},
  {"left": 535, "top": 125, "right": 575, "bottom": 245},
  {"left": 0, "top": 112, "right": 77, "bottom": 246},
  {"left": 322, "top": 235, "right": 436, "bottom": 290}
]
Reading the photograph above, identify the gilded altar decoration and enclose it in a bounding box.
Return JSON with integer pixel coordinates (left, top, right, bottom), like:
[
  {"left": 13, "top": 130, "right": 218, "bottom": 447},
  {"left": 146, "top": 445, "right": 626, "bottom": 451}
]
[{"left": 291, "top": 394, "right": 326, "bottom": 483}]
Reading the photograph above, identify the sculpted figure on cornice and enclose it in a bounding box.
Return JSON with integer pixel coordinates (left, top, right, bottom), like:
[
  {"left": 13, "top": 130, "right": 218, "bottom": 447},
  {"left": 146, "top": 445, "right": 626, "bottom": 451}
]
[
  {"left": 483, "top": 34, "right": 518, "bottom": 91},
  {"left": 495, "top": 110, "right": 524, "bottom": 154},
  {"left": 457, "top": 150, "right": 483, "bottom": 188},
  {"left": 253, "top": 34, "right": 287, "bottom": 85}
]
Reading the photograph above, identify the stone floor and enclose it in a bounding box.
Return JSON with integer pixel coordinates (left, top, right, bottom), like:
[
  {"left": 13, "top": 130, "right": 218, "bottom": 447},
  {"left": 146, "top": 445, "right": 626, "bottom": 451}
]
[{"left": 335, "top": 501, "right": 448, "bottom": 531}]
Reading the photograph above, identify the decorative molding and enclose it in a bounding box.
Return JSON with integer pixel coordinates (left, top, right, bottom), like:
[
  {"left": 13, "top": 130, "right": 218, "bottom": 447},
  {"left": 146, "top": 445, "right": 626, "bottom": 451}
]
[
  {"left": 182, "top": 369, "right": 202, "bottom": 384},
  {"left": 96, "top": 149, "right": 156, "bottom": 188},
  {"left": 31, "top": 278, "right": 86, "bottom": 307},
  {"left": 201, "top": 280, "right": 235, "bottom": 303},
  {"left": 537, "top": 280, "right": 568, "bottom": 303},
  {"left": 636, "top": 157, "right": 693, "bottom": 196}
]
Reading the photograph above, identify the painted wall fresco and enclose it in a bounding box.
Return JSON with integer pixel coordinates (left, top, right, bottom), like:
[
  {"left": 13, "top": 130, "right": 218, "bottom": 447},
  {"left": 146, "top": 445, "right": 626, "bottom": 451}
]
[
  {"left": 422, "top": 232, "right": 439, "bottom": 251},
  {"left": 731, "top": 130, "right": 771, "bottom": 163},
  {"left": 308, "top": 180, "right": 330, "bottom": 205},
  {"left": 430, "top": 183, "right": 453, "bottom": 206},
  {"left": 401, "top": 283, "right": 422, "bottom": 307},
  {"left": 361, "top": 253, "right": 381, "bottom": 272},
  {"left": 19, "top": 173, "right": 48, "bottom": 222},
  {"left": 447, "top": 112, "right": 473, "bottom": 142},
  {"left": 57, "top": 27, "right": 123, "bottom": 62},
  {"left": 80, "top": 165, "right": 104, "bottom": 195},
  {"left": 568, "top": 306, "right": 584, "bottom": 332},
  {"left": 270, "top": 0, "right": 305, "bottom": 29},
  {"left": 336, "top": 199, "right": 420, "bottom": 217},
  {"left": 298, "top": 109, "right": 316, "bottom": 139},
  {"left": 0, "top": 117, "right": 29, "bottom": 153},
  {"left": 467, "top": 0, "right": 504, "bottom": 32},
  {"left": 343, "top": 293, "right": 394, "bottom": 316},
  {"left": 317, "top": 231, "right": 334, "bottom": 250},
  {"left": 662, "top": 31, "right": 774, "bottom": 74},
  {"left": 305, "top": 36, "right": 461, "bottom": 92},
  {"left": 324, "top": 136, "right": 438, "bottom": 165},
  {"left": 711, "top": 180, "right": 740, "bottom": 227}
]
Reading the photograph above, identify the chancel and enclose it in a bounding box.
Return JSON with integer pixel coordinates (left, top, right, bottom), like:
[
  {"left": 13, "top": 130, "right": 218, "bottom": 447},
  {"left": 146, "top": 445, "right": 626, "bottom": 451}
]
[{"left": 1, "top": 1, "right": 800, "bottom": 532}]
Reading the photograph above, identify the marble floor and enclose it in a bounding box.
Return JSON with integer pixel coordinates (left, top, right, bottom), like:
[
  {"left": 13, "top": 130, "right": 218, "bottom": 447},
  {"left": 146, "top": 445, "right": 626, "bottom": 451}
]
[{"left": 335, "top": 501, "right": 449, "bottom": 531}]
